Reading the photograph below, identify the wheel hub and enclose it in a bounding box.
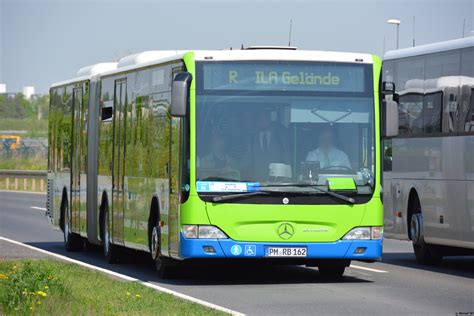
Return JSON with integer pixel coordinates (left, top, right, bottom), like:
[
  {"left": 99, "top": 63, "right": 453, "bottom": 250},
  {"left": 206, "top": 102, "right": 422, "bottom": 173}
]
[
  {"left": 63, "top": 208, "right": 69, "bottom": 244},
  {"left": 410, "top": 213, "right": 423, "bottom": 245},
  {"left": 104, "top": 213, "right": 110, "bottom": 254},
  {"left": 151, "top": 226, "right": 160, "bottom": 260}
]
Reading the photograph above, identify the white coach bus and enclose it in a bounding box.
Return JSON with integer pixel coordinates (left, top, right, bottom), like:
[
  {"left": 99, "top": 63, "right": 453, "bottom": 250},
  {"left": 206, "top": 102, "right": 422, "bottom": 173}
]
[{"left": 382, "top": 37, "right": 474, "bottom": 264}]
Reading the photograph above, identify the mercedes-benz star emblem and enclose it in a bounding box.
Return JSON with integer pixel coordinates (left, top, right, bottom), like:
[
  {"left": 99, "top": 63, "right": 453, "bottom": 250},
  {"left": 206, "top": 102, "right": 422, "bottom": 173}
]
[{"left": 277, "top": 222, "right": 294, "bottom": 240}]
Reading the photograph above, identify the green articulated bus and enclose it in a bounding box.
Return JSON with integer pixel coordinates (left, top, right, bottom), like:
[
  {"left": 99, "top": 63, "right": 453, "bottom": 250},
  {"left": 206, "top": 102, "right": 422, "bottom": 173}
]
[{"left": 47, "top": 47, "right": 398, "bottom": 278}]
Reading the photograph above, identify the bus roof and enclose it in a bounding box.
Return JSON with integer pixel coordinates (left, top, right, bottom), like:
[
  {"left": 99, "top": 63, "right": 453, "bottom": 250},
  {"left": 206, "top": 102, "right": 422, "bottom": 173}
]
[
  {"left": 51, "top": 49, "right": 375, "bottom": 88},
  {"left": 384, "top": 37, "right": 474, "bottom": 61},
  {"left": 100, "top": 49, "right": 374, "bottom": 78},
  {"left": 51, "top": 62, "right": 118, "bottom": 88}
]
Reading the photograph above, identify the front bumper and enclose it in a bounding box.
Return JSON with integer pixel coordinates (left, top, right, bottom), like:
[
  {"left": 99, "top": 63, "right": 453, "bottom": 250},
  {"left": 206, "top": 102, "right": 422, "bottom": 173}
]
[{"left": 179, "top": 233, "right": 382, "bottom": 260}]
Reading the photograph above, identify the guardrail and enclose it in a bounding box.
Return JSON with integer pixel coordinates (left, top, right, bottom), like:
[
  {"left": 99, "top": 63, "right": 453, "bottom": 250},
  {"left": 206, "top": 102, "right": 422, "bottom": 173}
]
[{"left": 0, "top": 169, "right": 47, "bottom": 192}]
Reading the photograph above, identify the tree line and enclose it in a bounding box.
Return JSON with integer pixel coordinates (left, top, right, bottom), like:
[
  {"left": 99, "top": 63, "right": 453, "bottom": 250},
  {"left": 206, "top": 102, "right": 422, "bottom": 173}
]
[{"left": 0, "top": 93, "right": 49, "bottom": 119}]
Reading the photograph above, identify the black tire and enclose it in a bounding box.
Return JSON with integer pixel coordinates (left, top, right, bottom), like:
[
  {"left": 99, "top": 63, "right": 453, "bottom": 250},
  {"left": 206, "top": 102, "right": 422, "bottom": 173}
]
[
  {"left": 149, "top": 218, "right": 177, "bottom": 279},
  {"left": 410, "top": 211, "right": 442, "bottom": 265},
  {"left": 62, "top": 198, "right": 83, "bottom": 251},
  {"left": 318, "top": 265, "right": 346, "bottom": 278},
  {"left": 155, "top": 257, "right": 178, "bottom": 279},
  {"left": 102, "top": 206, "right": 120, "bottom": 263}
]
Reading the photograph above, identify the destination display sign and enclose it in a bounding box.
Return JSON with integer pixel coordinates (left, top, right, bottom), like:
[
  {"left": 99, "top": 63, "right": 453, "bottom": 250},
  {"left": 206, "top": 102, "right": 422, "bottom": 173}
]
[{"left": 202, "top": 62, "right": 366, "bottom": 92}]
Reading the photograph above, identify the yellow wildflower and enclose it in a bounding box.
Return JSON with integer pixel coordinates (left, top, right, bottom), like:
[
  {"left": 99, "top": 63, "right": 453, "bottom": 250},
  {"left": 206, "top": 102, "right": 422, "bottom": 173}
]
[
  {"left": 0, "top": 273, "right": 8, "bottom": 279},
  {"left": 37, "top": 291, "right": 47, "bottom": 297},
  {"left": 44, "top": 285, "right": 49, "bottom": 289},
  {"left": 135, "top": 294, "right": 141, "bottom": 298},
  {"left": 127, "top": 292, "right": 131, "bottom": 296}
]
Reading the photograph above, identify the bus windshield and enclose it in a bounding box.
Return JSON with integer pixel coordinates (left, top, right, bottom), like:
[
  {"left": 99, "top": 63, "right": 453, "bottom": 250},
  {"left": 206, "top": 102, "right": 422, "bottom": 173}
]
[{"left": 195, "top": 61, "right": 375, "bottom": 193}]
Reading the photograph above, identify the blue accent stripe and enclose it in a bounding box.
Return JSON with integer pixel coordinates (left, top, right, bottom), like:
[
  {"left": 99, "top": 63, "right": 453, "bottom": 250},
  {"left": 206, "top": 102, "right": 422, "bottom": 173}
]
[{"left": 179, "top": 233, "right": 382, "bottom": 260}]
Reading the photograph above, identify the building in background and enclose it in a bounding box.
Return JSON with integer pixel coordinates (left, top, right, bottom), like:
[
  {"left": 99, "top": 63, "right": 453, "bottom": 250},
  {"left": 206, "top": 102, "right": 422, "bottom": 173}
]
[
  {"left": 0, "top": 84, "right": 16, "bottom": 99},
  {"left": 22, "top": 86, "right": 35, "bottom": 99}
]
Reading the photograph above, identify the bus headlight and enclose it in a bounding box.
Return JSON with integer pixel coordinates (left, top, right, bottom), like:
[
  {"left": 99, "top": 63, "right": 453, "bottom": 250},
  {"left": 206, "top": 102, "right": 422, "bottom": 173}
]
[
  {"left": 182, "top": 225, "right": 228, "bottom": 239},
  {"left": 342, "top": 227, "right": 371, "bottom": 240},
  {"left": 342, "top": 227, "right": 383, "bottom": 240}
]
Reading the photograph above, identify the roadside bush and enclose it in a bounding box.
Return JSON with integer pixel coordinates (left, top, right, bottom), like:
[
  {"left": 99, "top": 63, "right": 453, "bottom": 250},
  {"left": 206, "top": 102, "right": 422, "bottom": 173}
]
[{"left": 0, "top": 260, "right": 66, "bottom": 314}]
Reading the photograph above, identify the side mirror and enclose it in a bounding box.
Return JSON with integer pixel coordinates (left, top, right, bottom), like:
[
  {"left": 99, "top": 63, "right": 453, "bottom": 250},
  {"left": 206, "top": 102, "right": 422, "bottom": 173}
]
[
  {"left": 382, "top": 99, "right": 399, "bottom": 138},
  {"left": 382, "top": 81, "right": 395, "bottom": 95},
  {"left": 171, "top": 72, "right": 193, "bottom": 117}
]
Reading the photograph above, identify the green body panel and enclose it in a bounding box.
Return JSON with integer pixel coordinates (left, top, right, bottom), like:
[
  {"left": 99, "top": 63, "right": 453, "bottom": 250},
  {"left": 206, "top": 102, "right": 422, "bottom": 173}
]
[
  {"left": 180, "top": 52, "right": 213, "bottom": 228},
  {"left": 203, "top": 199, "right": 382, "bottom": 242},
  {"left": 180, "top": 54, "right": 384, "bottom": 244}
]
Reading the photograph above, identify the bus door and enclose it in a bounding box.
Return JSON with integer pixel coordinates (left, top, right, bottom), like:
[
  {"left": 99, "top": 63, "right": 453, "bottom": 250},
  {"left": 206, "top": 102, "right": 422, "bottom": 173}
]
[
  {"left": 112, "top": 79, "right": 127, "bottom": 244},
  {"left": 71, "top": 87, "right": 83, "bottom": 233}
]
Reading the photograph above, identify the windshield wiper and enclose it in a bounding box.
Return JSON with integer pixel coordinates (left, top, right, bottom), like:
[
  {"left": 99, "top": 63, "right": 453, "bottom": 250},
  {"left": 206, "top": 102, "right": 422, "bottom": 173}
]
[
  {"left": 212, "top": 191, "right": 271, "bottom": 202},
  {"left": 212, "top": 183, "right": 355, "bottom": 204},
  {"left": 259, "top": 183, "right": 355, "bottom": 204}
]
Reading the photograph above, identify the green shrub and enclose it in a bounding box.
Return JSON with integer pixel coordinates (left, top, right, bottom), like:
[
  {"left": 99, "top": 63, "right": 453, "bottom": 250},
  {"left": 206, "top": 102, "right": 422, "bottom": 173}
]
[{"left": 0, "top": 260, "right": 65, "bottom": 314}]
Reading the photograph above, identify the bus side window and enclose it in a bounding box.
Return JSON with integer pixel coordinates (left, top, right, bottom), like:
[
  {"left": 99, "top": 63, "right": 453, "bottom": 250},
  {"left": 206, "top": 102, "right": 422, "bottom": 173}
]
[
  {"left": 461, "top": 47, "right": 474, "bottom": 132},
  {"left": 394, "top": 56, "right": 425, "bottom": 136}
]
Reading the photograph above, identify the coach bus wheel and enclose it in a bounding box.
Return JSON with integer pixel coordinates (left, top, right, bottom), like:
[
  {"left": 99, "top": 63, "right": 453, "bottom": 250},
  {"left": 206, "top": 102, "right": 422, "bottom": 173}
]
[
  {"left": 62, "top": 200, "right": 83, "bottom": 251},
  {"left": 102, "top": 207, "right": 120, "bottom": 264},
  {"left": 410, "top": 211, "right": 442, "bottom": 265},
  {"left": 318, "top": 264, "right": 346, "bottom": 278}
]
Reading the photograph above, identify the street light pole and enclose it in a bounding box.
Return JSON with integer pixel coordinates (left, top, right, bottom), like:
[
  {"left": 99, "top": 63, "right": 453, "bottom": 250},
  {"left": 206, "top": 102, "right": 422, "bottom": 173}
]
[
  {"left": 396, "top": 23, "right": 399, "bottom": 49},
  {"left": 386, "top": 18, "right": 401, "bottom": 50}
]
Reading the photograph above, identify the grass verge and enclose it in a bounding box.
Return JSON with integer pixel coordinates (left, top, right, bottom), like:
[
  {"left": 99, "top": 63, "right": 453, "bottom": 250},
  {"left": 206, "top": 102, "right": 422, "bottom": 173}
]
[
  {"left": 0, "top": 119, "right": 48, "bottom": 138},
  {"left": 0, "top": 157, "right": 46, "bottom": 171},
  {"left": 0, "top": 259, "right": 226, "bottom": 315}
]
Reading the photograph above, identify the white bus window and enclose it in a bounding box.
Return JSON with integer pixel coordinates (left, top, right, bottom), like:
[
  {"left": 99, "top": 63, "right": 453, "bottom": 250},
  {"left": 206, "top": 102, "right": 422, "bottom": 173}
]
[
  {"left": 425, "top": 51, "right": 461, "bottom": 133},
  {"left": 394, "top": 57, "right": 424, "bottom": 135},
  {"left": 423, "top": 92, "right": 443, "bottom": 133},
  {"left": 425, "top": 51, "right": 460, "bottom": 79},
  {"left": 461, "top": 48, "right": 474, "bottom": 132},
  {"left": 395, "top": 57, "right": 424, "bottom": 92},
  {"left": 398, "top": 93, "right": 423, "bottom": 135}
]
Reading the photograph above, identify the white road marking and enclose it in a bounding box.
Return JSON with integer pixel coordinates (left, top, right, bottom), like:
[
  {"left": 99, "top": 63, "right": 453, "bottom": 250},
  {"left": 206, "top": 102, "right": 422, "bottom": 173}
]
[
  {"left": 0, "top": 236, "right": 244, "bottom": 316},
  {"left": 30, "top": 206, "right": 46, "bottom": 211},
  {"left": 350, "top": 264, "right": 388, "bottom": 273}
]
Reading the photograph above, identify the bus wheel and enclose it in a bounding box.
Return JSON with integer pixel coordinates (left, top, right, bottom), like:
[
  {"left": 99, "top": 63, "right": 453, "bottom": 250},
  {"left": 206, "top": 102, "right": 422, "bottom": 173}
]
[
  {"left": 150, "top": 223, "right": 176, "bottom": 279},
  {"left": 102, "top": 206, "right": 120, "bottom": 264},
  {"left": 410, "top": 212, "right": 442, "bottom": 265},
  {"left": 62, "top": 201, "right": 83, "bottom": 251},
  {"left": 318, "top": 264, "right": 346, "bottom": 278}
]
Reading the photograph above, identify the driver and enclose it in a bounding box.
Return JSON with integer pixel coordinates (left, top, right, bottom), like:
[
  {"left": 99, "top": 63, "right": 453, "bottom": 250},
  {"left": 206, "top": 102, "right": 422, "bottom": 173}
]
[
  {"left": 201, "top": 132, "right": 237, "bottom": 170},
  {"left": 305, "top": 127, "right": 351, "bottom": 169}
]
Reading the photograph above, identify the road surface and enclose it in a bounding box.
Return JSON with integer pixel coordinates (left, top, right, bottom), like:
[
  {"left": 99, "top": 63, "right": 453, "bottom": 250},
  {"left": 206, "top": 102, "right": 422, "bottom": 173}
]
[{"left": 0, "top": 191, "right": 473, "bottom": 315}]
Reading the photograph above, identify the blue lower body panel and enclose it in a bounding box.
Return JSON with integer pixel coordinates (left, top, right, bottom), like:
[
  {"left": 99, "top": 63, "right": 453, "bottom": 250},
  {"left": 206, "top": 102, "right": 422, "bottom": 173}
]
[{"left": 179, "top": 233, "right": 382, "bottom": 261}]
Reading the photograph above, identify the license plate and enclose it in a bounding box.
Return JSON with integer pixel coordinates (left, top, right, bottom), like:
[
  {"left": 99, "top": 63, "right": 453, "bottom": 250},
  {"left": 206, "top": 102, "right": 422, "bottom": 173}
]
[{"left": 265, "top": 247, "right": 307, "bottom": 257}]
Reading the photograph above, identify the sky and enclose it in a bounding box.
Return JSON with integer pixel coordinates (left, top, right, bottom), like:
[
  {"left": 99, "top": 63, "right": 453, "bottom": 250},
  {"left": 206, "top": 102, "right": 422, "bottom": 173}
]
[{"left": 1, "top": 0, "right": 473, "bottom": 93}]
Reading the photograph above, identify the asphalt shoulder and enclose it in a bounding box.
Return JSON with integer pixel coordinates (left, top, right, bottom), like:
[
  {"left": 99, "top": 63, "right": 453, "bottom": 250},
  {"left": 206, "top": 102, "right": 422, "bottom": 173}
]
[{"left": 0, "top": 239, "right": 49, "bottom": 260}]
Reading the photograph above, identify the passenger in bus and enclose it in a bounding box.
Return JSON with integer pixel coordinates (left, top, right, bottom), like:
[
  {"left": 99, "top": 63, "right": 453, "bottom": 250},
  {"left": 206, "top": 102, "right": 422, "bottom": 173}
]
[
  {"left": 251, "top": 109, "right": 290, "bottom": 180},
  {"left": 201, "top": 132, "right": 237, "bottom": 170},
  {"left": 306, "top": 127, "right": 351, "bottom": 169}
]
